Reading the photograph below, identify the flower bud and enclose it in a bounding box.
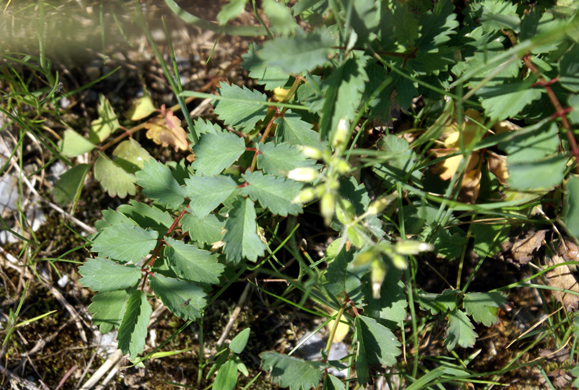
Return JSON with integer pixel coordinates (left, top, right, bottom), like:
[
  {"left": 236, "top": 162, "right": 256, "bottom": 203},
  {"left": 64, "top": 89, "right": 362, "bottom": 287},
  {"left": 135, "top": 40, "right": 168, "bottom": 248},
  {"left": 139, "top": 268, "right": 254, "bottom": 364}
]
[
  {"left": 298, "top": 145, "right": 323, "bottom": 160},
  {"left": 292, "top": 187, "right": 317, "bottom": 204},
  {"left": 395, "top": 240, "right": 434, "bottom": 255},
  {"left": 320, "top": 192, "right": 335, "bottom": 226},
  {"left": 353, "top": 250, "right": 375, "bottom": 267},
  {"left": 392, "top": 254, "right": 408, "bottom": 270},
  {"left": 288, "top": 167, "right": 317, "bottom": 182},
  {"left": 371, "top": 259, "right": 386, "bottom": 299},
  {"left": 332, "top": 118, "right": 349, "bottom": 150},
  {"left": 335, "top": 159, "right": 351, "bottom": 174},
  {"left": 368, "top": 193, "right": 397, "bottom": 215}
]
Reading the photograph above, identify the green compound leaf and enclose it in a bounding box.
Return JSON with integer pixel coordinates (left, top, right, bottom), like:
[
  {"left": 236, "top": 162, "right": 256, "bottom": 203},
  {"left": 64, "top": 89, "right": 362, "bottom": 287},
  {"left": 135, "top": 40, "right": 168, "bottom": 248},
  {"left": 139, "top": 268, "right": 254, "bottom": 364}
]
[
  {"left": 434, "top": 228, "right": 468, "bottom": 259},
  {"left": 149, "top": 273, "right": 207, "bottom": 321},
  {"left": 479, "top": 79, "right": 543, "bottom": 122},
  {"left": 213, "top": 358, "right": 238, "bottom": 390},
  {"left": 191, "top": 132, "right": 246, "bottom": 176},
  {"left": 94, "top": 154, "right": 137, "bottom": 198},
  {"left": 181, "top": 212, "right": 225, "bottom": 245},
  {"left": 463, "top": 292, "right": 506, "bottom": 326},
  {"left": 230, "top": 328, "right": 251, "bottom": 354},
  {"left": 164, "top": 237, "right": 224, "bottom": 285},
  {"left": 564, "top": 175, "right": 579, "bottom": 240},
  {"left": 320, "top": 55, "right": 368, "bottom": 140},
  {"left": 88, "top": 290, "right": 130, "bottom": 334},
  {"left": 417, "top": 0, "right": 459, "bottom": 52},
  {"left": 392, "top": 3, "right": 420, "bottom": 48},
  {"left": 355, "top": 315, "right": 401, "bottom": 385},
  {"left": 559, "top": 43, "right": 579, "bottom": 92},
  {"left": 213, "top": 82, "right": 268, "bottom": 132},
  {"left": 242, "top": 44, "right": 290, "bottom": 90},
  {"left": 499, "top": 122, "right": 559, "bottom": 164},
  {"left": 112, "top": 138, "right": 152, "bottom": 173},
  {"left": 184, "top": 175, "right": 238, "bottom": 219},
  {"left": 60, "top": 129, "right": 96, "bottom": 157},
  {"left": 258, "top": 29, "right": 334, "bottom": 74},
  {"left": 241, "top": 171, "right": 303, "bottom": 216},
  {"left": 223, "top": 197, "right": 267, "bottom": 264},
  {"left": 274, "top": 111, "right": 321, "bottom": 147},
  {"left": 217, "top": 0, "right": 249, "bottom": 25},
  {"left": 445, "top": 309, "right": 477, "bottom": 351},
  {"left": 91, "top": 224, "right": 159, "bottom": 263},
  {"left": 257, "top": 142, "right": 316, "bottom": 175},
  {"left": 192, "top": 118, "right": 223, "bottom": 136},
  {"left": 506, "top": 154, "right": 568, "bottom": 191},
  {"left": 417, "top": 289, "right": 460, "bottom": 315},
  {"left": 53, "top": 163, "right": 90, "bottom": 207},
  {"left": 365, "top": 268, "right": 407, "bottom": 328},
  {"left": 262, "top": 0, "right": 298, "bottom": 36},
  {"left": 323, "top": 375, "right": 346, "bottom": 390},
  {"left": 471, "top": 223, "right": 509, "bottom": 258},
  {"left": 324, "top": 247, "right": 363, "bottom": 304},
  {"left": 95, "top": 209, "right": 138, "bottom": 232},
  {"left": 117, "top": 200, "right": 174, "bottom": 235},
  {"left": 260, "top": 352, "right": 323, "bottom": 390},
  {"left": 79, "top": 257, "right": 142, "bottom": 292},
  {"left": 90, "top": 94, "right": 120, "bottom": 144},
  {"left": 118, "top": 290, "right": 152, "bottom": 360},
  {"left": 136, "top": 159, "right": 186, "bottom": 209}
]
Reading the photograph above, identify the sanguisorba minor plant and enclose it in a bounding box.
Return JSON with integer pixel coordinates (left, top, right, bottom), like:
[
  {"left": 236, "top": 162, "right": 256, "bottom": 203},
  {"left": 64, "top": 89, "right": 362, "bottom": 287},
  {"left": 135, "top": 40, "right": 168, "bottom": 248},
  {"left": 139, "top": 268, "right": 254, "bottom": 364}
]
[{"left": 75, "top": 0, "right": 579, "bottom": 387}]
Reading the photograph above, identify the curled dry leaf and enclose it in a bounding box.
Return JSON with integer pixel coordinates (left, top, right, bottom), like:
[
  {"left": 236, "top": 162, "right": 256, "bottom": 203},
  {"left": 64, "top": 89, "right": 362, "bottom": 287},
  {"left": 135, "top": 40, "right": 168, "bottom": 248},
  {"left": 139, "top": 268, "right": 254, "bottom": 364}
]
[
  {"left": 487, "top": 151, "right": 509, "bottom": 184},
  {"left": 500, "top": 229, "right": 548, "bottom": 266},
  {"left": 145, "top": 108, "right": 189, "bottom": 151},
  {"left": 545, "top": 254, "right": 579, "bottom": 312}
]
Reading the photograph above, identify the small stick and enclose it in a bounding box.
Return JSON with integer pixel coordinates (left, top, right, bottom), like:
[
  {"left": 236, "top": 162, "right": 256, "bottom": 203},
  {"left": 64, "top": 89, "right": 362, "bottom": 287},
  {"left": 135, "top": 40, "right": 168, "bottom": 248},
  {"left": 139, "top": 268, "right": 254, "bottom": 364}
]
[{"left": 216, "top": 283, "right": 251, "bottom": 348}]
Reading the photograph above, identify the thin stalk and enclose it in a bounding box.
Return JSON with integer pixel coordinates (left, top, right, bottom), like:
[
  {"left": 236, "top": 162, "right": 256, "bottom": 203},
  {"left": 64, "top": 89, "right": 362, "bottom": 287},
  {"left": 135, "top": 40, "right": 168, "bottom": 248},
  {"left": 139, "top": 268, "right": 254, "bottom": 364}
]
[
  {"left": 325, "top": 299, "right": 348, "bottom": 355},
  {"left": 405, "top": 264, "right": 419, "bottom": 378},
  {"left": 197, "top": 315, "right": 204, "bottom": 388}
]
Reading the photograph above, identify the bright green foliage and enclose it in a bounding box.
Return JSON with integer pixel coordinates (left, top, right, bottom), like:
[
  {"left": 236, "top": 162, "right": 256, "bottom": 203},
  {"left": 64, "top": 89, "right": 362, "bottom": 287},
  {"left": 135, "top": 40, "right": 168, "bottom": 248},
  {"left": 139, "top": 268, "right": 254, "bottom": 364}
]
[
  {"left": 417, "top": 0, "right": 459, "bottom": 52},
  {"left": 262, "top": 0, "right": 298, "bottom": 36},
  {"left": 164, "top": 237, "right": 224, "bottom": 284},
  {"left": 91, "top": 224, "right": 158, "bottom": 263},
  {"left": 320, "top": 55, "right": 368, "bottom": 140},
  {"left": 95, "top": 209, "right": 137, "bottom": 231},
  {"left": 463, "top": 292, "right": 506, "bottom": 326},
  {"left": 434, "top": 228, "right": 468, "bottom": 259},
  {"left": 213, "top": 82, "right": 268, "bottom": 132},
  {"left": 229, "top": 328, "right": 250, "bottom": 354},
  {"left": 471, "top": 224, "right": 509, "bottom": 257},
  {"left": 392, "top": 3, "right": 420, "bottom": 48},
  {"left": 216, "top": 0, "right": 248, "bottom": 25},
  {"left": 355, "top": 316, "right": 401, "bottom": 385},
  {"left": 192, "top": 118, "right": 223, "bottom": 137},
  {"left": 90, "top": 94, "right": 120, "bottom": 144},
  {"left": 117, "top": 201, "right": 174, "bottom": 235},
  {"left": 241, "top": 171, "right": 303, "bottom": 216},
  {"left": 53, "top": 163, "right": 90, "bottom": 206},
  {"left": 257, "top": 142, "right": 315, "bottom": 175},
  {"left": 274, "top": 112, "right": 321, "bottom": 147},
  {"left": 417, "top": 289, "right": 460, "bottom": 315},
  {"left": 191, "top": 132, "right": 246, "bottom": 176},
  {"left": 185, "top": 175, "right": 238, "bottom": 218},
  {"left": 241, "top": 44, "right": 290, "bottom": 90},
  {"left": 506, "top": 154, "right": 568, "bottom": 191},
  {"left": 118, "top": 290, "right": 153, "bottom": 360},
  {"left": 322, "top": 375, "right": 345, "bottom": 390},
  {"left": 445, "top": 309, "right": 477, "bottom": 350},
  {"left": 223, "top": 198, "right": 266, "bottom": 263},
  {"left": 79, "top": 257, "right": 142, "bottom": 292},
  {"left": 112, "top": 139, "right": 152, "bottom": 173},
  {"left": 149, "top": 274, "right": 206, "bottom": 320},
  {"left": 260, "top": 352, "right": 323, "bottom": 390},
  {"left": 213, "top": 359, "right": 238, "bottom": 390},
  {"left": 94, "top": 154, "right": 136, "bottom": 198},
  {"left": 324, "top": 248, "right": 363, "bottom": 304},
  {"left": 258, "top": 30, "right": 334, "bottom": 74},
  {"left": 564, "top": 175, "right": 579, "bottom": 240},
  {"left": 365, "top": 268, "right": 407, "bottom": 327},
  {"left": 181, "top": 212, "right": 225, "bottom": 245},
  {"left": 60, "top": 129, "right": 96, "bottom": 157},
  {"left": 479, "top": 79, "right": 542, "bottom": 122},
  {"left": 88, "top": 290, "right": 130, "bottom": 334},
  {"left": 136, "top": 159, "right": 186, "bottom": 208},
  {"left": 499, "top": 122, "right": 559, "bottom": 164},
  {"left": 560, "top": 44, "right": 579, "bottom": 92}
]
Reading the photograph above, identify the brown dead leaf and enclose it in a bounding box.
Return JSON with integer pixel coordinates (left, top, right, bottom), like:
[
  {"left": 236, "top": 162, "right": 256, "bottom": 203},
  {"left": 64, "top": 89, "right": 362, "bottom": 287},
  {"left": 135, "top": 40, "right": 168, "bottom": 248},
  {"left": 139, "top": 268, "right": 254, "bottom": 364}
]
[
  {"left": 500, "top": 229, "right": 548, "bottom": 267},
  {"left": 145, "top": 109, "right": 189, "bottom": 152},
  {"left": 548, "top": 369, "right": 573, "bottom": 389},
  {"left": 545, "top": 254, "right": 579, "bottom": 311},
  {"left": 487, "top": 151, "right": 509, "bottom": 184}
]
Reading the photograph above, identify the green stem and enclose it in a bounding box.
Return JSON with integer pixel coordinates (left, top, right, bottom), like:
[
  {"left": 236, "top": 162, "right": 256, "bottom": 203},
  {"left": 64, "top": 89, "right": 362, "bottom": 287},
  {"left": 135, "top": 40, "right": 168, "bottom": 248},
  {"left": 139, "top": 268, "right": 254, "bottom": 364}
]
[{"left": 325, "top": 299, "right": 348, "bottom": 356}]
